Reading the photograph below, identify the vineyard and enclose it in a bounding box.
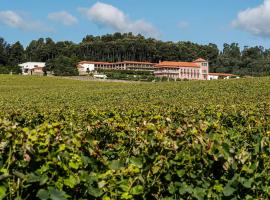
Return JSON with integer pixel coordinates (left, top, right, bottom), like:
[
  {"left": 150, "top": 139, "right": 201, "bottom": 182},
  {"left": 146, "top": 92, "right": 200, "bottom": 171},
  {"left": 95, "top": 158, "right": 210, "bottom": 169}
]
[{"left": 1, "top": 75, "right": 270, "bottom": 199}]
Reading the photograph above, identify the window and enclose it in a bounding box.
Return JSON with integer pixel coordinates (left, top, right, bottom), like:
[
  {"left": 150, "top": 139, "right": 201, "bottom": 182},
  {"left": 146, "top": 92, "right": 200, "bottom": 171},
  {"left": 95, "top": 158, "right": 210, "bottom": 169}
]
[
  {"left": 202, "top": 70, "right": 207, "bottom": 73},
  {"left": 202, "top": 62, "right": 208, "bottom": 67}
]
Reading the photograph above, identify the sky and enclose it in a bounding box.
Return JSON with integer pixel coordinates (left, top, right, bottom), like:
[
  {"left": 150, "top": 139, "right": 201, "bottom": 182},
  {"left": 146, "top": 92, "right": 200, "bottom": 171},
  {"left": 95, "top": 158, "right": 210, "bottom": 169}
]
[{"left": 1, "top": 0, "right": 270, "bottom": 49}]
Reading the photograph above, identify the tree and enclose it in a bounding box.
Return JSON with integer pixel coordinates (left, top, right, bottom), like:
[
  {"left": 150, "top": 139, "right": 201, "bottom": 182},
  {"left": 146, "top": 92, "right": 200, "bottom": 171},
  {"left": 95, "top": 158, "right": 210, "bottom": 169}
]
[
  {"left": 2, "top": 33, "right": 270, "bottom": 77},
  {"left": 45, "top": 56, "right": 79, "bottom": 76},
  {"left": 8, "top": 41, "right": 24, "bottom": 66},
  {"left": 0, "top": 37, "right": 8, "bottom": 66}
]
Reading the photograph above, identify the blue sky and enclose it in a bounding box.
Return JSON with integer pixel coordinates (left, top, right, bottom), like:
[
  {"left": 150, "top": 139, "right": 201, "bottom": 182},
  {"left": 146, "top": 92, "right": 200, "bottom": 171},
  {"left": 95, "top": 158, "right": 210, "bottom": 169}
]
[{"left": 1, "top": 0, "right": 270, "bottom": 49}]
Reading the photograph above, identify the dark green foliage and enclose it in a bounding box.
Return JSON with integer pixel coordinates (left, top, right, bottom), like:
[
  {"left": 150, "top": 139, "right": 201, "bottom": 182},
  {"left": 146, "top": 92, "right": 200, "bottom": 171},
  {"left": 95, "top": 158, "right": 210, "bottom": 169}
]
[
  {"left": 2, "top": 33, "right": 270, "bottom": 76},
  {"left": 0, "top": 38, "right": 8, "bottom": 66},
  {"left": 45, "top": 56, "right": 79, "bottom": 76},
  {"left": 97, "top": 69, "right": 155, "bottom": 81},
  {"left": 8, "top": 41, "right": 25, "bottom": 66},
  {"left": 0, "top": 66, "right": 22, "bottom": 74}
]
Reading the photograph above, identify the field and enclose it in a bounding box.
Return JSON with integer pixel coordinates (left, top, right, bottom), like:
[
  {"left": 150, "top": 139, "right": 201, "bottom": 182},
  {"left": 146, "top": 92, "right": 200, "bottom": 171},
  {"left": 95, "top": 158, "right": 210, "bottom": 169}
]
[{"left": 1, "top": 75, "right": 270, "bottom": 199}]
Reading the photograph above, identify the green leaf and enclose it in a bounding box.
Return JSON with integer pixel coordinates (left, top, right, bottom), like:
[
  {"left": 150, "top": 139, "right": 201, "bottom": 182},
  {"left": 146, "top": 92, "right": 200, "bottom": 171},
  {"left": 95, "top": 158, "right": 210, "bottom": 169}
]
[
  {"left": 151, "top": 165, "right": 161, "bottom": 174},
  {"left": 40, "top": 175, "right": 49, "bottom": 186},
  {"left": 0, "top": 186, "right": 7, "bottom": 200},
  {"left": 193, "top": 187, "right": 205, "bottom": 200},
  {"left": 213, "top": 184, "right": 223, "bottom": 193},
  {"left": 69, "top": 161, "right": 80, "bottom": 170},
  {"left": 13, "top": 171, "right": 26, "bottom": 179},
  {"left": 63, "top": 175, "right": 77, "bottom": 188},
  {"left": 165, "top": 174, "right": 172, "bottom": 181},
  {"left": 109, "top": 160, "right": 125, "bottom": 170},
  {"left": 223, "top": 185, "right": 236, "bottom": 196},
  {"left": 130, "top": 185, "right": 144, "bottom": 195},
  {"left": 168, "top": 183, "right": 176, "bottom": 194},
  {"left": 36, "top": 189, "right": 49, "bottom": 200},
  {"left": 121, "top": 192, "right": 133, "bottom": 200},
  {"left": 48, "top": 188, "right": 67, "bottom": 200},
  {"left": 87, "top": 186, "right": 103, "bottom": 198},
  {"left": 176, "top": 170, "right": 185, "bottom": 178},
  {"left": 27, "top": 173, "right": 40, "bottom": 183},
  {"left": 59, "top": 144, "right": 66, "bottom": 151},
  {"left": 179, "top": 183, "right": 193, "bottom": 195},
  {"left": 119, "top": 183, "right": 129, "bottom": 192},
  {"left": 242, "top": 178, "right": 253, "bottom": 189},
  {"left": 130, "top": 157, "right": 143, "bottom": 168}
]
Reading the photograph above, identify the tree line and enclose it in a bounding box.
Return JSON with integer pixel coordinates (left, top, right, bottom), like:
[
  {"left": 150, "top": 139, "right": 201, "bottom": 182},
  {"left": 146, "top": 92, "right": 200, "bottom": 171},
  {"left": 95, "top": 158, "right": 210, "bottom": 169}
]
[{"left": 1, "top": 32, "right": 270, "bottom": 76}]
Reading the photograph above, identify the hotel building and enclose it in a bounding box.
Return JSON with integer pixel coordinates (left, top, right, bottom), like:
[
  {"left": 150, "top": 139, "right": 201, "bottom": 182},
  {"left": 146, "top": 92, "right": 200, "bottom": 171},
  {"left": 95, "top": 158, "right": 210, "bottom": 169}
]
[
  {"left": 154, "top": 58, "right": 209, "bottom": 80},
  {"left": 77, "top": 61, "right": 155, "bottom": 75}
]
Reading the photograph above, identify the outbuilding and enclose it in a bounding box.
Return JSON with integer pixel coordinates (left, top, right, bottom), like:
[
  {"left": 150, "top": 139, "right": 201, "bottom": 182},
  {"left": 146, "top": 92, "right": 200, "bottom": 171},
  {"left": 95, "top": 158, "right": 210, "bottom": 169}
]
[
  {"left": 208, "top": 73, "right": 238, "bottom": 80},
  {"left": 19, "top": 62, "right": 46, "bottom": 75}
]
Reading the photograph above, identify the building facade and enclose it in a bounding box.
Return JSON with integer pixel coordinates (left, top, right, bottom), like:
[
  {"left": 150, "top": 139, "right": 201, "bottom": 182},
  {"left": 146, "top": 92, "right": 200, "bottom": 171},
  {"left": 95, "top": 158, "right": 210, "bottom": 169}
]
[
  {"left": 19, "top": 62, "right": 46, "bottom": 75},
  {"left": 208, "top": 73, "right": 238, "bottom": 80},
  {"left": 77, "top": 61, "right": 155, "bottom": 75},
  {"left": 154, "top": 58, "right": 209, "bottom": 80}
]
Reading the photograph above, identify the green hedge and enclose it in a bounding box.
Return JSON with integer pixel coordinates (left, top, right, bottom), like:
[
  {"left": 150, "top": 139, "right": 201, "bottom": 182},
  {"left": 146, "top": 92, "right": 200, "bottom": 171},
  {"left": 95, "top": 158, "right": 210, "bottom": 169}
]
[
  {"left": 0, "top": 66, "right": 22, "bottom": 74},
  {"left": 96, "top": 69, "right": 155, "bottom": 81}
]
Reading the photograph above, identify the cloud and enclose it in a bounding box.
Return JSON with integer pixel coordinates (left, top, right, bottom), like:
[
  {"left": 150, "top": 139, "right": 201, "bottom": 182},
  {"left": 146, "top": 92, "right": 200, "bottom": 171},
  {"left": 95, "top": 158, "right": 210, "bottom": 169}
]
[
  {"left": 0, "top": 10, "right": 52, "bottom": 32},
  {"left": 232, "top": 0, "right": 270, "bottom": 37},
  {"left": 177, "top": 21, "right": 189, "bottom": 31},
  {"left": 48, "top": 11, "right": 77, "bottom": 26},
  {"left": 79, "top": 2, "right": 159, "bottom": 38}
]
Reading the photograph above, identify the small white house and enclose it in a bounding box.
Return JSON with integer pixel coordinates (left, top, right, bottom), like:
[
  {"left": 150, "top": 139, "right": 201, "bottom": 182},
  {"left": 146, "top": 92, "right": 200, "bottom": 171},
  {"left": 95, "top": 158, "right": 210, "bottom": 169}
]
[
  {"left": 77, "top": 61, "right": 98, "bottom": 75},
  {"left": 19, "top": 62, "right": 46, "bottom": 75},
  {"left": 208, "top": 73, "right": 237, "bottom": 80}
]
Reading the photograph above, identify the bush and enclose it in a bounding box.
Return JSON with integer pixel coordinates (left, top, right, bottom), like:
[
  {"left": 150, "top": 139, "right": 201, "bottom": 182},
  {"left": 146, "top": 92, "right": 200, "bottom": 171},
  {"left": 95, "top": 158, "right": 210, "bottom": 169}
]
[
  {"left": 0, "top": 65, "right": 22, "bottom": 74},
  {"left": 97, "top": 69, "right": 155, "bottom": 81}
]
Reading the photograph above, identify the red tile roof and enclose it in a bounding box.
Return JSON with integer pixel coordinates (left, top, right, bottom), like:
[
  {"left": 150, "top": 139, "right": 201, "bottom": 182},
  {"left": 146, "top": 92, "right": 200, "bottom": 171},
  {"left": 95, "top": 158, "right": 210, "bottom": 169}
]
[
  {"left": 78, "top": 61, "right": 155, "bottom": 65},
  {"left": 78, "top": 61, "right": 111, "bottom": 65},
  {"left": 117, "top": 61, "right": 154, "bottom": 65},
  {"left": 208, "top": 73, "right": 236, "bottom": 77},
  {"left": 155, "top": 61, "right": 200, "bottom": 68}
]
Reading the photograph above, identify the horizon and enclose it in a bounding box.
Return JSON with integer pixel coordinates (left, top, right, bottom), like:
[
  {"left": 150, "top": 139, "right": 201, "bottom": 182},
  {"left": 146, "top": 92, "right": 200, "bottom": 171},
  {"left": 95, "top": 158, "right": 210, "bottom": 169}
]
[{"left": 1, "top": 0, "right": 270, "bottom": 49}]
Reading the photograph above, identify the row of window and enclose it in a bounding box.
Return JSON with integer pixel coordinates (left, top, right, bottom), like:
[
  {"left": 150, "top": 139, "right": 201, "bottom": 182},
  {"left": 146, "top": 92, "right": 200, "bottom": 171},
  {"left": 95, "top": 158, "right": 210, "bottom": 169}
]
[
  {"left": 201, "top": 62, "right": 208, "bottom": 67},
  {"left": 155, "top": 72, "right": 200, "bottom": 78},
  {"left": 159, "top": 68, "right": 200, "bottom": 74},
  {"left": 94, "top": 64, "right": 153, "bottom": 70},
  {"left": 159, "top": 74, "right": 200, "bottom": 80}
]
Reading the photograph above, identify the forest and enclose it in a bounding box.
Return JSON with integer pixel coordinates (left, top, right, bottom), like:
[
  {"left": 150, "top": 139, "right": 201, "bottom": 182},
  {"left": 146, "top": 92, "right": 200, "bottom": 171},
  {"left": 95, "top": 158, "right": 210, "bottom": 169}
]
[{"left": 1, "top": 32, "right": 270, "bottom": 76}]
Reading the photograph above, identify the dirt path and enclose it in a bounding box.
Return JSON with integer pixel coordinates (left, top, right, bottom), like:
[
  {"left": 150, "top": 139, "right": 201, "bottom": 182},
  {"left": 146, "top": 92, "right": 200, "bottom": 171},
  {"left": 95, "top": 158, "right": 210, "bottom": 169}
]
[{"left": 61, "top": 76, "right": 143, "bottom": 83}]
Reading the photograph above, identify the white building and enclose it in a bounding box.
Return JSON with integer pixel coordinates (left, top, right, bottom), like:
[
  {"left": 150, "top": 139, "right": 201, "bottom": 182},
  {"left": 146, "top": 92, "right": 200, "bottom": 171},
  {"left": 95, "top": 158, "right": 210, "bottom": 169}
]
[
  {"left": 208, "top": 73, "right": 238, "bottom": 80},
  {"left": 77, "top": 61, "right": 101, "bottom": 75},
  {"left": 19, "top": 62, "right": 46, "bottom": 75},
  {"left": 77, "top": 61, "right": 155, "bottom": 75}
]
